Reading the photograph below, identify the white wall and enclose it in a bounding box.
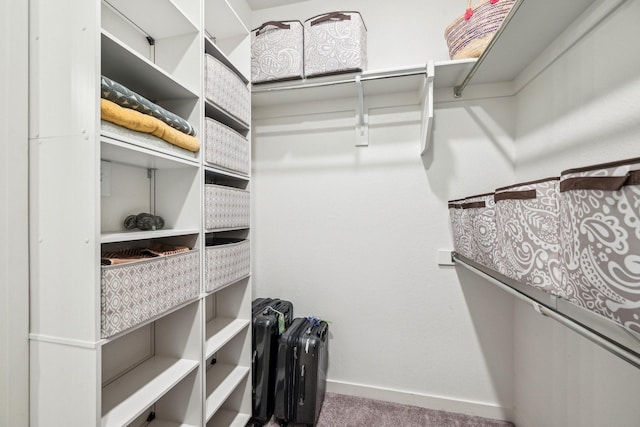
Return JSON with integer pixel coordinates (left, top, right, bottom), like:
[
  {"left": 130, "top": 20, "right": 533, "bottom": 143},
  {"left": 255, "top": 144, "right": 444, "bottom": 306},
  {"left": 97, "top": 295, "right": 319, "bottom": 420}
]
[
  {"left": 512, "top": 1, "right": 640, "bottom": 426},
  {"left": 251, "top": 1, "right": 518, "bottom": 418},
  {"left": 0, "top": 0, "right": 29, "bottom": 425}
]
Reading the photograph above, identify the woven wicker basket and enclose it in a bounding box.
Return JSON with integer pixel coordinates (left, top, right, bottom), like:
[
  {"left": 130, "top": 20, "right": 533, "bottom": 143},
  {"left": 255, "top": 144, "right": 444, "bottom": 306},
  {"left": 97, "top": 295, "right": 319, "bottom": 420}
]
[{"left": 444, "top": 0, "right": 515, "bottom": 60}]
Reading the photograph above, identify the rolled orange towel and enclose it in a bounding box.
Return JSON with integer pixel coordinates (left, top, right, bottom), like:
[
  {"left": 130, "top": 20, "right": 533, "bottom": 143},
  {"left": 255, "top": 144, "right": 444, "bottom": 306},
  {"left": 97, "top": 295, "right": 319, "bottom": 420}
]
[{"left": 100, "top": 98, "right": 201, "bottom": 152}]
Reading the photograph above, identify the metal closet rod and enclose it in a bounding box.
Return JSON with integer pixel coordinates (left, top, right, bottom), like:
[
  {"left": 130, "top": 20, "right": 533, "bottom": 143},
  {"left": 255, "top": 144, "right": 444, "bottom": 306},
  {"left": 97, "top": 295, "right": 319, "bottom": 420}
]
[
  {"left": 251, "top": 69, "right": 428, "bottom": 93},
  {"left": 453, "top": 0, "right": 527, "bottom": 98},
  {"left": 452, "top": 253, "right": 640, "bottom": 369}
]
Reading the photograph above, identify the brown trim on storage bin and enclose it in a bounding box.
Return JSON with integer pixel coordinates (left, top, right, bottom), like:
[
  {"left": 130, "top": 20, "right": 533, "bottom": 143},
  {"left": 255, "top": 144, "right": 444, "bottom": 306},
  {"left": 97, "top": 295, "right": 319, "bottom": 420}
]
[
  {"left": 465, "top": 191, "right": 495, "bottom": 199},
  {"left": 254, "top": 20, "right": 302, "bottom": 36},
  {"left": 495, "top": 177, "right": 559, "bottom": 192},
  {"left": 448, "top": 203, "right": 463, "bottom": 209},
  {"left": 305, "top": 11, "right": 367, "bottom": 30},
  {"left": 559, "top": 170, "right": 640, "bottom": 192},
  {"left": 461, "top": 201, "right": 486, "bottom": 209},
  {"left": 560, "top": 156, "right": 640, "bottom": 175},
  {"left": 494, "top": 189, "right": 537, "bottom": 202}
]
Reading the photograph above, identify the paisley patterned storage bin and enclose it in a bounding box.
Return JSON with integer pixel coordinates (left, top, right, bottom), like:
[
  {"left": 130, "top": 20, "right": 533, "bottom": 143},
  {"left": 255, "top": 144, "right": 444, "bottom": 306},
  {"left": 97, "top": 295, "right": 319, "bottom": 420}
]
[
  {"left": 101, "top": 250, "right": 200, "bottom": 338},
  {"left": 251, "top": 20, "right": 304, "bottom": 83},
  {"left": 559, "top": 157, "right": 640, "bottom": 332},
  {"left": 494, "top": 178, "right": 565, "bottom": 297},
  {"left": 205, "top": 239, "right": 250, "bottom": 292},
  {"left": 205, "top": 54, "right": 250, "bottom": 126},
  {"left": 304, "top": 11, "right": 367, "bottom": 77},
  {"left": 204, "top": 117, "right": 250, "bottom": 175},
  {"left": 463, "top": 193, "right": 500, "bottom": 272},
  {"left": 448, "top": 198, "right": 468, "bottom": 258},
  {"left": 204, "top": 184, "right": 250, "bottom": 230}
]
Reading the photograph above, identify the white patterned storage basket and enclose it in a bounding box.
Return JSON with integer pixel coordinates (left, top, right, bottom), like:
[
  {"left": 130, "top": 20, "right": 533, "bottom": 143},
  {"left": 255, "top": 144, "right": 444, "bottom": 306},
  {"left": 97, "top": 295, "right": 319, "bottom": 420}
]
[
  {"left": 205, "top": 184, "right": 250, "bottom": 230},
  {"left": 559, "top": 157, "right": 640, "bottom": 332},
  {"left": 494, "top": 178, "right": 565, "bottom": 297},
  {"left": 448, "top": 198, "right": 466, "bottom": 257},
  {"left": 204, "top": 117, "right": 250, "bottom": 175},
  {"left": 101, "top": 250, "right": 200, "bottom": 338},
  {"left": 464, "top": 192, "right": 500, "bottom": 272},
  {"left": 205, "top": 239, "right": 250, "bottom": 292},
  {"left": 252, "top": 20, "right": 304, "bottom": 83},
  {"left": 204, "top": 54, "right": 250, "bottom": 126},
  {"left": 304, "top": 11, "right": 367, "bottom": 77}
]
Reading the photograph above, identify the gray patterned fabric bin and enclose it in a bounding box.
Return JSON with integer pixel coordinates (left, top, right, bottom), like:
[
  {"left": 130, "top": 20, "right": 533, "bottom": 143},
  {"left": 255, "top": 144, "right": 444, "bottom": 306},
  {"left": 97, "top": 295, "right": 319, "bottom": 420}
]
[
  {"left": 448, "top": 198, "right": 466, "bottom": 257},
  {"left": 559, "top": 157, "right": 640, "bottom": 332},
  {"left": 101, "top": 250, "right": 200, "bottom": 338},
  {"left": 204, "top": 117, "right": 250, "bottom": 175},
  {"left": 464, "top": 193, "right": 500, "bottom": 272},
  {"left": 205, "top": 184, "right": 250, "bottom": 230},
  {"left": 304, "top": 11, "right": 367, "bottom": 77},
  {"left": 252, "top": 20, "right": 304, "bottom": 83},
  {"left": 494, "top": 178, "right": 565, "bottom": 297},
  {"left": 205, "top": 239, "right": 250, "bottom": 292},
  {"left": 204, "top": 54, "right": 250, "bottom": 126}
]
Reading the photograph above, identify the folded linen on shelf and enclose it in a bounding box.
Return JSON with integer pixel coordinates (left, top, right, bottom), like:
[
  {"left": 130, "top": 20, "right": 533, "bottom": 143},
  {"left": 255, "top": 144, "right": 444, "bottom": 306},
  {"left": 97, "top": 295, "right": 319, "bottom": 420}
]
[
  {"left": 101, "top": 75, "right": 196, "bottom": 136},
  {"left": 101, "top": 243, "right": 191, "bottom": 265},
  {"left": 100, "top": 98, "right": 201, "bottom": 152}
]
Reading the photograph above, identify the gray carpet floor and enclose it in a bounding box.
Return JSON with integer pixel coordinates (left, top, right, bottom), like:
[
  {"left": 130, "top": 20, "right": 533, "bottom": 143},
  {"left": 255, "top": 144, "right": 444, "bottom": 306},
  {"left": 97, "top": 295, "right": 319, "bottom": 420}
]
[{"left": 264, "top": 392, "right": 515, "bottom": 427}]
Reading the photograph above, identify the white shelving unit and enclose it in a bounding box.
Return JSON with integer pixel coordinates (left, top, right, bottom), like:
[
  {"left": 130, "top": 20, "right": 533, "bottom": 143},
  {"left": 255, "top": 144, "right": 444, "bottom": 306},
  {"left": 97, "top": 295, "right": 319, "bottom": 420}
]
[{"left": 28, "top": 0, "right": 252, "bottom": 425}]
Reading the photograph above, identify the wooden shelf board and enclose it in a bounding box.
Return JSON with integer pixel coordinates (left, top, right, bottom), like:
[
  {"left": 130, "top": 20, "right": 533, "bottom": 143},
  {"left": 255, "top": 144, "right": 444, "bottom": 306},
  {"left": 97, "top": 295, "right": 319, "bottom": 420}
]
[
  {"left": 204, "top": 0, "right": 248, "bottom": 41},
  {"left": 205, "top": 318, "right": 250, "bottom": 358},
  {"left": 104, "top": 0, "right": 198, "bottom": 39},
  {"left": 207, "top": 409, "right": 251, "bottom": 427},
  {"left": 101, "top": 356, "right": 199, "bottom": 427},
  {"left": 205, "top": 364, "right": 250, "bottom": 421},
  {"left": 101, "top": 228, "right": 200, "bottom": 244},
  {"left": 101, "top": 137, "right": 199, "bottom": 169},
  {"left": 102, "top": 31, "right": 199, "bottom": 101},
  {"left": 455, "top": 0, "right": 597, "bottom": 87}
]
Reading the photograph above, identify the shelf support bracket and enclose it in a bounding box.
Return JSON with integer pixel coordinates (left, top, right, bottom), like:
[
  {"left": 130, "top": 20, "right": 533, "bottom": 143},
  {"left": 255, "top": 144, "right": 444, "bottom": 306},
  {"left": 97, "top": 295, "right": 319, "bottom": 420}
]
[
  {"left": 420, "top": 60, "right": 435, "bottom": 156},
  {"left": 354, "top": 75, "right": 369, "bottom": 147}
]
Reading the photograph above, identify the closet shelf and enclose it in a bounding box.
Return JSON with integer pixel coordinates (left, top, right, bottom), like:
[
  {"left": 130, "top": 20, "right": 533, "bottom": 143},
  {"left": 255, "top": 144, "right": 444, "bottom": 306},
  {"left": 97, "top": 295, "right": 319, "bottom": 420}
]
[
  {"left": 253, "top": 63, "right": 445, "bottom": 152},
  {"left": 205, "top": 318, "right": 250, "bottom": 359},
  {"left": 101, "top": 356, "right": 199, "bottom": 427},
  {"left": 103, "top": 0, "right": 198, "bottom": 39},
  {"left": 252, "top": 65, "right": 426, "bottom": 106},
  {"left": 452, "top": 0, "right": 614, "bottom": 97},
  {"left": 205, "top": 364, "right": 250, "bottom": 421},
  {"left": 208, "top": 409, "right": 251, "bottom": 427},
  {"left": 453, "top": 253, "right": 640, "bottom": 369},
  {"left": 101, "top": 228, "right": 200, "bottom": 243},
  {"left": 101, "top": 31, "right": 199, "bottom": 101},
  {"left": 205, "top": 0, "right": 249, "bottom": 41}
]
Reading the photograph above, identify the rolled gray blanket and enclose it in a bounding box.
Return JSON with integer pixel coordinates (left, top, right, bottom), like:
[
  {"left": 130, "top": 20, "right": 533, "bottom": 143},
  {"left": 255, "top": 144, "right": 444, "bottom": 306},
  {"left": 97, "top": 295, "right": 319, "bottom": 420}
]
[{"left": 101, "top": 75, "right": 196, "bottom": 136}]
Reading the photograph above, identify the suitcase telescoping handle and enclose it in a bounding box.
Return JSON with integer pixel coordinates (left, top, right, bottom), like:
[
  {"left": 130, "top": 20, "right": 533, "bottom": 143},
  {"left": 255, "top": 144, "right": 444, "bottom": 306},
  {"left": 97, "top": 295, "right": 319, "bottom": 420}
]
[
  {"left": 255, "top": 21, "right": 291, "bottom": 35},
  {"left": 311, "top": 12, "right": 352, "bottom": 26},
  {"left": 317, "top": 322, "right": 328, "bottom": 339}
]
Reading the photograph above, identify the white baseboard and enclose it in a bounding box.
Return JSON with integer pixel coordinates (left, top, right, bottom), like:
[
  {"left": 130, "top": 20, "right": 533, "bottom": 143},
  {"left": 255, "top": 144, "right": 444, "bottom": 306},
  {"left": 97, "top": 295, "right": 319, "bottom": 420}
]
[{"left": 326, "top": 379, "right": 514, "bottom": 422}]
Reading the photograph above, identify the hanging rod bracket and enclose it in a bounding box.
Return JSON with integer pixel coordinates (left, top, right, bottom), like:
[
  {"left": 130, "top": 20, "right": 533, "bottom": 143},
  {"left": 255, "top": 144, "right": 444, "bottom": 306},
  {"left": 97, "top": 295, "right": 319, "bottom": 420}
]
[{"left": 354, "top": 75, "right": 369, "bottom": 147}]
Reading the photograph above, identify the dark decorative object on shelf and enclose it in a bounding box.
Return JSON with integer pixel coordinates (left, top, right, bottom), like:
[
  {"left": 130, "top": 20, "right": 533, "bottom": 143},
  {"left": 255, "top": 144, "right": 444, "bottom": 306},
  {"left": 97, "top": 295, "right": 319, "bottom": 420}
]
[{"left": 124, "top": 213, "right": 165, "bottom": 231}]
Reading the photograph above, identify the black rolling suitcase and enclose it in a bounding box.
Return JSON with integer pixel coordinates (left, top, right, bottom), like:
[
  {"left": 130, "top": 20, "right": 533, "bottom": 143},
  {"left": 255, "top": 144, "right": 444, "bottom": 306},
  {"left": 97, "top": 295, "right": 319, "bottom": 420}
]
[
  {"left": 274, "top": 317, "right": 329, "bottom": 427},
  {"left": 251, "top": 298, "right": 294, "bottom": 425}
]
